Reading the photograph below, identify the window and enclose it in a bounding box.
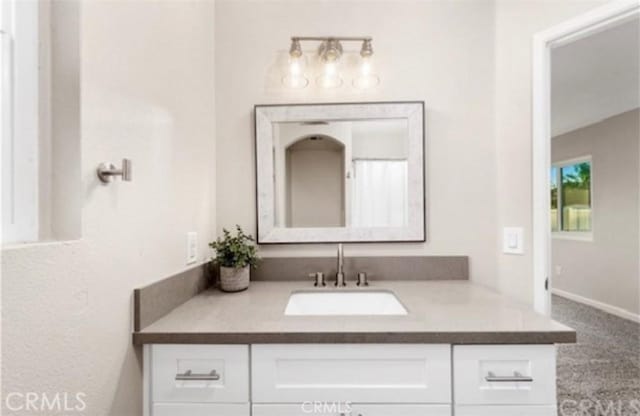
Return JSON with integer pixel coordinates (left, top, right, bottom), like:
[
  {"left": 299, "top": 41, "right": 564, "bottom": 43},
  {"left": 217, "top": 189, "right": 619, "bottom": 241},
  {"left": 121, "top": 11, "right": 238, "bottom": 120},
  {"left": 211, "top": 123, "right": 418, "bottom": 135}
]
[{"left": 551, "top": 157, "right": 592, "bottom": 237}]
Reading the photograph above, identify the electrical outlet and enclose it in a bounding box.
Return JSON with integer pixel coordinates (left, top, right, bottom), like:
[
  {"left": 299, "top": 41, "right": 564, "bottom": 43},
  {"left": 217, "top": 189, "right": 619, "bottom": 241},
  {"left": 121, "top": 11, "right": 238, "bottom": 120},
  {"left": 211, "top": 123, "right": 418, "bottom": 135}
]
[
  {"left": 186, "top": 232, "right": 198, "bottom": 265},
  {"left": 555, "top": 265, "right": 562, "bottom": 276}
]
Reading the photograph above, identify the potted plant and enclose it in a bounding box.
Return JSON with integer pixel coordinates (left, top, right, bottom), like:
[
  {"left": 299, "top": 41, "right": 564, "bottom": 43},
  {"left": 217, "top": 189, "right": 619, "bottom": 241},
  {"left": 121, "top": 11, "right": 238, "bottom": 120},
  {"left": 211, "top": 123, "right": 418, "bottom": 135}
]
[{"left": 209, "top": 225, "right": 259, "bottom": 292}]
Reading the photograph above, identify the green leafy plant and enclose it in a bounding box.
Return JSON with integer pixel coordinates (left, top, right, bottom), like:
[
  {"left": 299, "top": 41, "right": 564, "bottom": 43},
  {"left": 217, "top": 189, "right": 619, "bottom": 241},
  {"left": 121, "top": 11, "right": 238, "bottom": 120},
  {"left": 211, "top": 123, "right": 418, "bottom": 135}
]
[{"left": 209, "top": 225, "right": 259, "bottom": 269}]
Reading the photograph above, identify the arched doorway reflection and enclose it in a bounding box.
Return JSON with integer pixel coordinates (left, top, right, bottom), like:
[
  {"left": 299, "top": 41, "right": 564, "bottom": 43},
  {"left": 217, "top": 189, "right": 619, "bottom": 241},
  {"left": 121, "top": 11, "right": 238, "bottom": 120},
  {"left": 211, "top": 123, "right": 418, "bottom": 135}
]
[{"left": 285, "top": 135, "right": 346, "bottom": 227}]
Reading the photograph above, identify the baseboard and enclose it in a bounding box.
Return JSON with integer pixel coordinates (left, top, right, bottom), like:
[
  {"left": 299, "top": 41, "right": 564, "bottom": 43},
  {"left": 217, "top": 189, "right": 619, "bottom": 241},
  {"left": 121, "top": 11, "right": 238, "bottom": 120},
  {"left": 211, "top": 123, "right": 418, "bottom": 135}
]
[{"left": 552, "top": 288, "right": 640, "bottom": 323}]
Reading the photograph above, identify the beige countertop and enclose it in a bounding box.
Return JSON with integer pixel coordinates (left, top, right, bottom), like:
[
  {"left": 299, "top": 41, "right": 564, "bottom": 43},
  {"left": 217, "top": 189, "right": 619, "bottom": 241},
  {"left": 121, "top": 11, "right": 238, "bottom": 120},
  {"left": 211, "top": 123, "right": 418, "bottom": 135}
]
[{"left": 133, "top": 281, "right": 575, "bottom": 345}]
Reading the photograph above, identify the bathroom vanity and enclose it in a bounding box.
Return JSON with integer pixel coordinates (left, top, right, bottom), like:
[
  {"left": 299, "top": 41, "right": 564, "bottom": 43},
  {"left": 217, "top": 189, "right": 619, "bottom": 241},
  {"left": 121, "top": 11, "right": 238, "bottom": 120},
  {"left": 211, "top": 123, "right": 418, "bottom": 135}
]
[
  {"left": 134, "top": 280, "right": 575, "bottom": 416},
  {"left": 133, "top": 102, "right": 573, "bottom": 415}
]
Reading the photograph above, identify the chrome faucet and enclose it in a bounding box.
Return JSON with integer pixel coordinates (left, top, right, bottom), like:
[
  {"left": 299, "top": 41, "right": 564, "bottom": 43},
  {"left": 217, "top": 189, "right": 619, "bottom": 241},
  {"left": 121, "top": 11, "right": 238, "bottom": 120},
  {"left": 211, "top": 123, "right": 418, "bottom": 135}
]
[{"left": 335, "top": 243, "right": 346, "bottom": 286}]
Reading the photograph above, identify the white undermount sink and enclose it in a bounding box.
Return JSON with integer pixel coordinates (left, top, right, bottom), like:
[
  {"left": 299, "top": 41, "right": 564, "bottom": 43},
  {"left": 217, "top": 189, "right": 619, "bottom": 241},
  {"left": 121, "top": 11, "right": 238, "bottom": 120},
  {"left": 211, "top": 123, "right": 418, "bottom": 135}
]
[{"left": 284, "top": 290, "right": 408, "bottom": 316}]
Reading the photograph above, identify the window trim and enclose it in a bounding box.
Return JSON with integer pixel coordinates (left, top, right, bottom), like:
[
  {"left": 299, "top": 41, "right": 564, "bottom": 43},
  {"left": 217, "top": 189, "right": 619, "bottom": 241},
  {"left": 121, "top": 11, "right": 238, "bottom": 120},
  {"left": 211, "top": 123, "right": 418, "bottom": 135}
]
[
  {"left": 551, "top": 155, "right": 594, "bottom": 242},
  {"left": 1, "top": 0, "right": 40, "bottom": 244}
]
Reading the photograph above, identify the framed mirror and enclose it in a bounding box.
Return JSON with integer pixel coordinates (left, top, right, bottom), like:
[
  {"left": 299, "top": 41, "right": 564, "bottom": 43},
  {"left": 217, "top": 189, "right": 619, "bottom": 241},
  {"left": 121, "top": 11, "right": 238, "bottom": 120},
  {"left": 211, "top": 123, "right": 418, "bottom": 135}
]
[{"left": 255, "top": 101, "right": 425, "bottom": 244}]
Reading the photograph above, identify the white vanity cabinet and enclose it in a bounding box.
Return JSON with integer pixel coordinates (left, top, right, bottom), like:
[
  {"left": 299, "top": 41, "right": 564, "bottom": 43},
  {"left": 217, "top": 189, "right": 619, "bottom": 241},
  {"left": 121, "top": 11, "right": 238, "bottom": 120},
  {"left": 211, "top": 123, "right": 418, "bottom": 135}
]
[
  {"left": 454, "top": 405, "right": 557, "bottom": 416},
  {"left": 144, "top": 344, "right": 558, "bottom": 416},
  {"left": 152, "top": 403, "right": 250, "bottom": 416},
  {"left": 252, "top": 404, "right": 452, "bottom": 415}
]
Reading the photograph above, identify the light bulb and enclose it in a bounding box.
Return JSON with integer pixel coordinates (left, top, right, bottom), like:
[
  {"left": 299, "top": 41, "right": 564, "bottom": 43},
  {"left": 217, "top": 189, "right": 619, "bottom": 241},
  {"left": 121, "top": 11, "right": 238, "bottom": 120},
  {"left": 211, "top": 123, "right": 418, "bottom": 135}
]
[
  {"left": 360, "top": 55, "right": 372, "bottom": 76},
  {"left": 353, "top": 55, "right": 379, "bottom": 90},
  {"left": 317, "top": 61, "right": 342, "bottom": 89},
  {"left": 282, "top": 54, "right": 308, "bottom": 89}
]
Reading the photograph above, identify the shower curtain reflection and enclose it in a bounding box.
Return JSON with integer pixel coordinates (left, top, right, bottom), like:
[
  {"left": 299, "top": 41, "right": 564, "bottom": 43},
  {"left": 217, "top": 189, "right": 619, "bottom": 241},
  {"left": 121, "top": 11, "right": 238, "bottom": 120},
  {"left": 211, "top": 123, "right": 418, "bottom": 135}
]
[{"left": 351, "top": 159, "right": 408, "bottom": 227}]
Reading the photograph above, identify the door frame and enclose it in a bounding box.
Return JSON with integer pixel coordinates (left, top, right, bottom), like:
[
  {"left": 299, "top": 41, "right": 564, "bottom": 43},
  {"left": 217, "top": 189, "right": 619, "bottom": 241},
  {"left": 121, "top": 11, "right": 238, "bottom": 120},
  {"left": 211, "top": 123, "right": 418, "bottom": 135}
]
[{"left": 531, "top": 0, "right": 640, "bottom": 315}]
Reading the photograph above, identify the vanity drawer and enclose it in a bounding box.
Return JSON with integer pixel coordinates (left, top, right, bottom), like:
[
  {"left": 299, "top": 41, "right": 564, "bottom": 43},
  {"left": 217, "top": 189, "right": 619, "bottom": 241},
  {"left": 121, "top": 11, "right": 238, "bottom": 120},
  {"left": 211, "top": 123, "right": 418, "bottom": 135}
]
[
  {"left": 253, "top": 404, "right": 452, "bottom": 416},
  {"left": 151, "top": 345, "right": 249, "bottom": 403},
  {"left": 251, "top": 344, "right": 451, "bottom": 404},
  {"left": 455, "top": 405, "right": 557, "bottom": 415},
  {"left": 453, "top": 345, "right": 556, "bottom": 406},
  {"left": 153, "top": 403, "right": 250, "bottom": 416}
]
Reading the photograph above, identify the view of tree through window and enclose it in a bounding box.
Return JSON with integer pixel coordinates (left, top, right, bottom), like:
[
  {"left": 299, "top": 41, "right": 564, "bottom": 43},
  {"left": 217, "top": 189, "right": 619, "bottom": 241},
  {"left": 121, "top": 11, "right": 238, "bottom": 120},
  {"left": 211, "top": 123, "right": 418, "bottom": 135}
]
[{"left": 551, "top": 160, "right": 592, "bottom": 233}]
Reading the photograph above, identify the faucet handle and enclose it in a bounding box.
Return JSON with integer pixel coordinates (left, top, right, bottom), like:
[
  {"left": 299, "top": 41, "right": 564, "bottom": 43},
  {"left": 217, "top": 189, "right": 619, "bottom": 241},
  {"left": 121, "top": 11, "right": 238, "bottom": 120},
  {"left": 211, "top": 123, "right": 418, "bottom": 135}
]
[
  {"left": 356, "top": 272, "right": 369, "bottom": 287},
  {"left": 309, "top": 272, "right": 326, "bottom": 287}
]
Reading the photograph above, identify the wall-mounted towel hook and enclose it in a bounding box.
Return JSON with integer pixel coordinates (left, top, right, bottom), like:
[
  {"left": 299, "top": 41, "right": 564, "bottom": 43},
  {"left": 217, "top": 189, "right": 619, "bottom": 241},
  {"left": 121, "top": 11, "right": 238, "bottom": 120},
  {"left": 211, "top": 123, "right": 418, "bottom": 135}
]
[{"left": 97, "top": 159, "right": 132, "bottom": 184}]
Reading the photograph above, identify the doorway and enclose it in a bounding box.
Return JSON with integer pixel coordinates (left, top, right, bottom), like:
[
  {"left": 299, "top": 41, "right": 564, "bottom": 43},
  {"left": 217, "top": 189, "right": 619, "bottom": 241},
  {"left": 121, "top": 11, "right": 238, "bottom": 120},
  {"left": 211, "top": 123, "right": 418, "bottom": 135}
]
[{"left": 531, "top": 0, "right": 640, "bottom": 316}]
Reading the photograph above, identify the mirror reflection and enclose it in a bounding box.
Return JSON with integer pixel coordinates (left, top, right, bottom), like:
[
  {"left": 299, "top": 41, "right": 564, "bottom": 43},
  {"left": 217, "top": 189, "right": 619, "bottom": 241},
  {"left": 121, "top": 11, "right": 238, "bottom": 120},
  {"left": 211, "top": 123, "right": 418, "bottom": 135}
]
[{"left": 273, "top": 119, "right": 409, "bottom": 229}]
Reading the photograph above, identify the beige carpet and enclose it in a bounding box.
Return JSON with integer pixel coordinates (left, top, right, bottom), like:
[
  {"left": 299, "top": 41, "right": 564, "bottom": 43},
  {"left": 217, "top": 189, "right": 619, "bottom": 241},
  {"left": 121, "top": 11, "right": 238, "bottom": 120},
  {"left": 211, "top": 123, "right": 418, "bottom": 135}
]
[{"left": 552, "top": 295, "right": 640, "bottom": 415}]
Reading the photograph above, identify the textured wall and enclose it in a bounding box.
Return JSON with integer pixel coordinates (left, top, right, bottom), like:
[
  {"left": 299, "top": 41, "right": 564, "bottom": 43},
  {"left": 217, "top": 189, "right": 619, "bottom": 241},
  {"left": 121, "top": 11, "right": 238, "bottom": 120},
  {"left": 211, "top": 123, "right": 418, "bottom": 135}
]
[
  {"left": 1, "top": 1, "right": 216, "bottom": 414},
  {"left": 552, "top": 109, "right": 640, "bottom": 315}
]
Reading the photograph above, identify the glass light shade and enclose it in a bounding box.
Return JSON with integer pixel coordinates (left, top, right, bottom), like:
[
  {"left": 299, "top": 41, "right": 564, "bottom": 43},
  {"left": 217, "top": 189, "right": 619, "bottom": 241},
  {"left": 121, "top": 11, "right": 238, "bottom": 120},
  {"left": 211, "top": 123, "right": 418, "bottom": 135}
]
[
  {"left": 316, "top": 61, "right": 343, "bottom": 89},
  {"left": 282, "top": 54, "right": 308, "bottom": 89},
  {"left": 353, "top": 55, "right": 380, "bottom": 90}
]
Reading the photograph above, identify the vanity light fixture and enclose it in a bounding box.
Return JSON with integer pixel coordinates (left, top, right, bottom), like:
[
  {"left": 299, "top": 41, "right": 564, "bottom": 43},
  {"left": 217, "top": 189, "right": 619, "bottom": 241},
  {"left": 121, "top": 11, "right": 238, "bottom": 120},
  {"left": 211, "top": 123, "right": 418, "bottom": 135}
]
[{"left": 284, "top": 36, "right": 379, "bottom": 90}]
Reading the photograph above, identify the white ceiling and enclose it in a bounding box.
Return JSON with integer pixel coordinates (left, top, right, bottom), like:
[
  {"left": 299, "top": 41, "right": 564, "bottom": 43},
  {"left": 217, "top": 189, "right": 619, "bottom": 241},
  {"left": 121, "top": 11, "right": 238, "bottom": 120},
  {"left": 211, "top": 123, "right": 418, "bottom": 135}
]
[{"left": 551, "top": 18, "right": 640, "bottom": 137}]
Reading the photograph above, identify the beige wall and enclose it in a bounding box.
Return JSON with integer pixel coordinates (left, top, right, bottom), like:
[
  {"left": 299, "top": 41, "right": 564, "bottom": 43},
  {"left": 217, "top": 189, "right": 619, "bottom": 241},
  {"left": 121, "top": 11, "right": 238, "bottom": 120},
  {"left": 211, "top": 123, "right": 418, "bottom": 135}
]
[
  {"left": 38, "top": 0, "right": 82, "bottom": 241},
  {"left": 1, "top": 1, "right": 216, "bottom": 414},
  {"left": 216, "top": 0, "right": 500, "bottom": 288},
  {"left": 552, "top": 109, "right": 640, "bottom": 315},
  {"left": 493, "top": 0, "right": 606, "bottom": 304},
  {"left": 351, "top": 121, "right": 408, "bottom": 159},
  {"left": 288, "top": 145, "right": 345, "bottom": 227}
]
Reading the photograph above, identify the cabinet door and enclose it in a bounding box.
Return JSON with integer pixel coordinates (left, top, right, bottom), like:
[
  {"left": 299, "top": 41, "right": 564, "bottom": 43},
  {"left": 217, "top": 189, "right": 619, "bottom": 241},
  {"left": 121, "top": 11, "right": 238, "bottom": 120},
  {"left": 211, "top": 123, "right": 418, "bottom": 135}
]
[
  {"left": 252, "top": 344, "right": 451, "bottom": 403},
  {"left": 153, "top": 403, "right": 250, "bottom": 416},
  {"left": 454, "top": 345, "right": 556, "bottom": 406},
  {"left": 455, "top": 405, "right": 556, "bottom": 416},
  {"left": 353, "top": 404, "right": 451, "bottom": 416},
  {"left": 253, "top": 404, "right": 451, "bottom": 416},
  {"left": 151, "top": 345, "right": 249, "bottom": 403}
]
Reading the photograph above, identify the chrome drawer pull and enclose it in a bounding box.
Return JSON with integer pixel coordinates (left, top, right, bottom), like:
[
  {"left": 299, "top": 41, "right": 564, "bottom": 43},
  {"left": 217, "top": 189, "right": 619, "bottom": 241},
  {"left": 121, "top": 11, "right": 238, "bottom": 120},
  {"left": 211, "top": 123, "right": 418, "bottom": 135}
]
[
  {"left": 485, "top": 371, "right": 533, "bottom": 383},
  {"left": 175, "top": 370, "right": 220, "bottom": 381}
]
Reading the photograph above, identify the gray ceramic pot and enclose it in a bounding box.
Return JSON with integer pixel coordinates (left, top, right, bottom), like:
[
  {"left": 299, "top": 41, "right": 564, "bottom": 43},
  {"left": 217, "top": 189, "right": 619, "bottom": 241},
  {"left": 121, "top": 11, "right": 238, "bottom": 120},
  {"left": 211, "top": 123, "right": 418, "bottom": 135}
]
[{"left": 219, "top": 266, "right": 250, "bottom": 292}]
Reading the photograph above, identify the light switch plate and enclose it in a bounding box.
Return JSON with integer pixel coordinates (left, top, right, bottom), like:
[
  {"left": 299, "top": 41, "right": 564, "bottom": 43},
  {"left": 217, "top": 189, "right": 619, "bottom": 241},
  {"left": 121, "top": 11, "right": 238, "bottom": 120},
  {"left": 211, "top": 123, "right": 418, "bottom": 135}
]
[
  {"left": 503, "top": 227, "right": 524, "bottom": 255},
  {"left": 186, "top": 232, "right": 198, "bottom": 264}
]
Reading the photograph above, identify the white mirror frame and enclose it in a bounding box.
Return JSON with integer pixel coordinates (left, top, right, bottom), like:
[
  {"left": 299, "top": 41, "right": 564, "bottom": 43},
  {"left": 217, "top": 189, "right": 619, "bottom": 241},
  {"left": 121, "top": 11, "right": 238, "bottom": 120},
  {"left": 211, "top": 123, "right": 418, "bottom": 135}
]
[{"left": 255, "top": 101, "right": 425, "bottom": 244}]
